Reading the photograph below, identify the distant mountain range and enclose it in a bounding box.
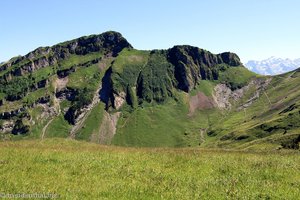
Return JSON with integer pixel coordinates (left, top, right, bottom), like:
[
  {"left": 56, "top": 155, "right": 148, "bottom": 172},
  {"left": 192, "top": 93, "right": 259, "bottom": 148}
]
[{"left": 245, "top": 57, "right": 300, "bottom": 75}]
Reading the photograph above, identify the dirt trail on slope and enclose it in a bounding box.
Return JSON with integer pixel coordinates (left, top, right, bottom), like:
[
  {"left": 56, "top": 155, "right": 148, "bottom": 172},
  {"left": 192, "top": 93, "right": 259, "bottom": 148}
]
[
  {"left": 263, "top": 91, "right": 272, "bottom": 105},
  {"left": 199, "top": 128, "right": 207, "bottom": 144},
  {"left": 40, "top": 104, "right": 58, "bottom": 139},
  {"left": 41, "top": 118, "right": 54, "bottom": 139}
]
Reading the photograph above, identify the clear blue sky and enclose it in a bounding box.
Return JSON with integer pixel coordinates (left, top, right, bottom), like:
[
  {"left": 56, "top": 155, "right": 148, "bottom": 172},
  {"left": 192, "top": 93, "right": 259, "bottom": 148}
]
[{"left": 1, "top": 0, "right": 299, "bottom": 63}]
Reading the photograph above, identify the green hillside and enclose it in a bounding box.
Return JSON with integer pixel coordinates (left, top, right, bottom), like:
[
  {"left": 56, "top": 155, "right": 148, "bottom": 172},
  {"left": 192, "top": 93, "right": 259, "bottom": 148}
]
[{"left": 0, "top": 31, "right": 299, "bottom": 150}]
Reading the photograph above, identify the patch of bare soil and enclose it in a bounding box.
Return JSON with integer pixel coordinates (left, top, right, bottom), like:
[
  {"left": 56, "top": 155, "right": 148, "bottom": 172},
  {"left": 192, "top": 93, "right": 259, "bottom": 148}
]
[
  {"left": 55, "top": 77, "right": 68, "bottom": 92},
  {"left": 189, "top": 92, "right": 215, "bottom": 114}
]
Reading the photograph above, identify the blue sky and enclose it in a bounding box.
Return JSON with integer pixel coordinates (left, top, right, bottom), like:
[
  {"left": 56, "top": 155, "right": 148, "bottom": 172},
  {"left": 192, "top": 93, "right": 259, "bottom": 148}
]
[{"left": 0, "top": 0, "right": 299, "bottom": 63}]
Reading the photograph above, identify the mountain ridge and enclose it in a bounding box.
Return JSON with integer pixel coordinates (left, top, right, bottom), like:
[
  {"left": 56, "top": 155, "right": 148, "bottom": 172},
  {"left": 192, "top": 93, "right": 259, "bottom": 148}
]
[{"left": 1, "top": 31, "right": 299, "bottom": 150}]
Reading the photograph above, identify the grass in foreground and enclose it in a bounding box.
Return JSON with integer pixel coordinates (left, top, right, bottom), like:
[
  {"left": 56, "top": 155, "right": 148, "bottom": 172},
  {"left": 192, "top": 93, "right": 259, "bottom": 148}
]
[{"left": 0, "top": 138, "right": 299, "bottom": 199}]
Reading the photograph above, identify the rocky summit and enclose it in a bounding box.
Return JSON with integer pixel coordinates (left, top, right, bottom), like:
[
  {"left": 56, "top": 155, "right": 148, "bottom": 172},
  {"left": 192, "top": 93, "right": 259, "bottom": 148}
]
[{"left": 0, "top": 31, "right": 299, "bottom": 150}]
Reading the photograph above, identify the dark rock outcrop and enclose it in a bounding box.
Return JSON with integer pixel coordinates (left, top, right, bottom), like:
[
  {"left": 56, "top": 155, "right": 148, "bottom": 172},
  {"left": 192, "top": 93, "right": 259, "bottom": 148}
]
[
  {"left": 37, "top": 79, "right": 49, "bottom": 88},
  {"left": 99, "top": 67, "right": 114, "bottom": 109},
  {"left": 12, "top": 119, "right": 29, "bottom": 135},
  {"left": 64, "top": 88, "right": 94, "bottom": 125},
  {"left": 168, "top": 45, "right": 242, "bottom": 92},
  {"left": 57, "top": 67, "right": 76, "bottom": 78},
  {"left": 56, "top": 88, "right": 77, "bottom": 101},
  {"left": 281, "top": 135, "right": 300, "bottom": 149},
  {"left": 64, "top": 106, "right": 78, "bottom": 125},
  {"left": 0, "top": 108, "right": 26, "bottom": 120},
  {"left": 36, "top": 96, "right": 51, "bottom": 104}
]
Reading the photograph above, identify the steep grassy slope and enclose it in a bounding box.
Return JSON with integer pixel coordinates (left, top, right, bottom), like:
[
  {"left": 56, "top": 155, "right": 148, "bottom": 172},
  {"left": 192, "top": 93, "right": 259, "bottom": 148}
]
[
  {"left": 0, "top": 139, "right": 299, "bottom": 199},
  {"left": 113, "top": 93, "right": 222, "bottom": 147}
]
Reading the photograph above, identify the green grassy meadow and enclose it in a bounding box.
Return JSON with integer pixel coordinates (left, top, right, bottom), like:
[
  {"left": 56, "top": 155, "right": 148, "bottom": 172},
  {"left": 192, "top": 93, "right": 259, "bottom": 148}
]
[{"left": 0, "top": 138, "right": 299, "bottom": 199}]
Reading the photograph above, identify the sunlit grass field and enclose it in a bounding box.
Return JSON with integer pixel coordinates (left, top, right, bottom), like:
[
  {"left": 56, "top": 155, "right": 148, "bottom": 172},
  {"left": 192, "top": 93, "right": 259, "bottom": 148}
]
[{"left": 0, "top": 138, "right": 299, "bottom": 199}]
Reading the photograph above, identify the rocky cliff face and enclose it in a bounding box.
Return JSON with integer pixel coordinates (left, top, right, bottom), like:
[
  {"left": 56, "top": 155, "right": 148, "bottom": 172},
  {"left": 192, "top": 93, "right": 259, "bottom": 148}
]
[
  {"left": 0, "top": 31, "right": 132, "bottom": 81},
  {"left": 168, "top": 45, "right": 241, "bottom": 92}
]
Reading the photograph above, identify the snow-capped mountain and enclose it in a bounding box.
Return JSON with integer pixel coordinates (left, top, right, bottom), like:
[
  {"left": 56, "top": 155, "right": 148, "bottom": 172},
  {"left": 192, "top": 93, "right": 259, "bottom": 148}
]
[{"left": 245, "top": 57, "right": 300, "bottom": 75}]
